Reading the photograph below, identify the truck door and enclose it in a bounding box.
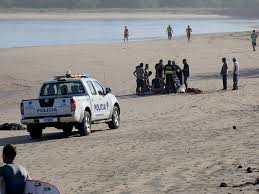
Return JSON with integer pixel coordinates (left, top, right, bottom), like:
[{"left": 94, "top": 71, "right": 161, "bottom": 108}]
[
  {"left": 92, "top": 81, "right": 110, "bottom": 119},
  {"left": 86, "top": 80, "right": 109, "bottom": 120}
]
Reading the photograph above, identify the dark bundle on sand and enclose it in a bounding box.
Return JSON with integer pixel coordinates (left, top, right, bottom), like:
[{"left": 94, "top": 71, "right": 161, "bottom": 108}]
[
  {"left": 186, "top": 88, "right": 203, "bottom": 94},
  {"left": 0, "top": 123, "right": 26, "bottom": 130}
]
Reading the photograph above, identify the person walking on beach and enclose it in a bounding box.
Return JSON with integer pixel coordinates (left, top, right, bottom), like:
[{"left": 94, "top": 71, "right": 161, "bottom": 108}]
[
  {"left": 133, "top": 63, "right": 145, "bottom": 95},
  {"left": 220, "top": 57, "right": 228, "bottom": 90},
  {"left": 124, "top": 26, "right": 129, "bottom": 42},
  {"left": 182, "top": 59, "right": 190, "bottom": 90},
  {"left": 251, "top": 30, "right": 257, "bottom": 51},
  {"left": 232, "top": 58, "right": 239, "bottom": 90},
  {"left": 186, "top": 25, "right": 192, "bottom": 42},
  {"left": 0, "top": 144, "right": 31, "bottom": 194},
  {"left": 166, "top": 25, "right": 173, "bottom": 40}
]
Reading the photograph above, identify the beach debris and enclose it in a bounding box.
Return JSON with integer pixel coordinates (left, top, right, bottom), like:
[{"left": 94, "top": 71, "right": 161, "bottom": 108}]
[
  {"left": 220, "top": 182, "right": 228, "bottom": 187},
  {"left": 246, "top": 167, "right": 252, "bottom": 173},
  {"left": 0, "top": 123, "right": 26, "bottom": 130},
  {"left": 186, "top": 88, "right": 203, "bottom": 94},
  {"left": 233, "top": 126, "right": 237, "bottom": 129},
  {"left": 238, "top": 165, "right": 243, "bottom": 168}
]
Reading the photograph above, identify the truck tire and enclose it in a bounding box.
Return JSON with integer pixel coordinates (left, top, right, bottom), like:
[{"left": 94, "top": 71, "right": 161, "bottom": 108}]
[
  {"left": 108, "top": 106, "right": 120, "bottom": 129},
  {"left": 78, "top": 111, "right": 91, "bottom": 136},
  {"left": 63, "top": 126, "right": 73, "bottom": 136},
  {"left": 27, "top": 125, "right": 43, "bottom": 139}
]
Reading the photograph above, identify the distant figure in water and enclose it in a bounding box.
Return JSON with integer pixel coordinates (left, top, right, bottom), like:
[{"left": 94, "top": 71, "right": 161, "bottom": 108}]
[
  {"left": 186, "top": 25, "right": 192, "bottom": 42},
  {"left": 251, "top": 30, "right": 257, "bottom": 51},
  {"left": 166, "top": 25, "right": 173, "bottom": 40},
  {"left": 124, "top": 26, "right": 129, "bottom": 42}
]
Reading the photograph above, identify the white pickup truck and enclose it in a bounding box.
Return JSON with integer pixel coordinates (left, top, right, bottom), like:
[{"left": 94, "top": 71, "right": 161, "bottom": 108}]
[{"left": 20, "top": 74, "right": 120, "bottom": 139}]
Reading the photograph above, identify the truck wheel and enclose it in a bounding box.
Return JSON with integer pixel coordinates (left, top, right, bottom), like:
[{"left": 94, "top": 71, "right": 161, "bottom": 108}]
[
  {"left": 108, "top": 106, "right": 120, "bottom": 129},
  {"left": 78, "top": 111, "right": 91, "bottom": 136},
  {"left": 63, "top": 126, "right": 73, "bottom": 136},
  {"left": 27, "top": 125, "right": 43, "bottom": 139}
]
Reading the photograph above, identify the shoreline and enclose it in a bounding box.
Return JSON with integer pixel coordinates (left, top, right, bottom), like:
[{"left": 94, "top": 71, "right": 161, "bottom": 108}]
[{"left": 0, "top": 31, "right": 251, "bottom": 50}]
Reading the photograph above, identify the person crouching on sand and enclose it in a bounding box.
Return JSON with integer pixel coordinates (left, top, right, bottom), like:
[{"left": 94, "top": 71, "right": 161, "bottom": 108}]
[{"left": 0, "top": 144, "right": 31, "bottom": 194}]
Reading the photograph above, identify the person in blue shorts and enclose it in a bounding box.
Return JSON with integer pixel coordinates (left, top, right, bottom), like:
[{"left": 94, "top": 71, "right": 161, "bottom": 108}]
[{"left": 0, "top": 144, "right": 31, "bottom": 194}]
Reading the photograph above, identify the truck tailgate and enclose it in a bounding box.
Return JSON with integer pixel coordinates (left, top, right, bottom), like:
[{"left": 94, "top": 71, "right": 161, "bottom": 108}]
[{"left": 22, "top": 98, "right": 72, "bottom": 118}]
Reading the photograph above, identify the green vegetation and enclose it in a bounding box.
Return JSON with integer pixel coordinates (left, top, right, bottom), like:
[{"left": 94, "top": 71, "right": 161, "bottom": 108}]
[{"left": 0, "top": 0, "right": 259, "bottom": 10}]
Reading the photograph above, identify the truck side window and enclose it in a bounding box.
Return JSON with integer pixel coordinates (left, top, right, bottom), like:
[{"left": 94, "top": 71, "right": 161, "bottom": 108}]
[
  {"left": 87, "top": 81, "right": 97, "bottom": 95},
  {"left": 93, "top": 81, "right": 105, "bottom": 96}
]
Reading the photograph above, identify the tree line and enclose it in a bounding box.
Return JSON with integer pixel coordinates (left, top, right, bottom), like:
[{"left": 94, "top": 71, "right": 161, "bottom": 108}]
[{"left": 0, "top": 0, "right": 259, "bottom": 9}]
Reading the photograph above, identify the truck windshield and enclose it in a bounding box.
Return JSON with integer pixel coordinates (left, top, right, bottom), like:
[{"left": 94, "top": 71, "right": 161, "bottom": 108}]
[{"left": 40, "top": 81, "right": 85, "bottom": 96}]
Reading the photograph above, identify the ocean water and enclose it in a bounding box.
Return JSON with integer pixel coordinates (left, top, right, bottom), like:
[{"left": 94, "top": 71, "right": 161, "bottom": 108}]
[{"left": 0, "top": 19, "right": 258, "bottom": 48}]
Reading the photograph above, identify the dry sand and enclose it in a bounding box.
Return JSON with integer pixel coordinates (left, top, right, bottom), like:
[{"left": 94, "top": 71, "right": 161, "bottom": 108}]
[{"left": 0, "top": 32, "right": 259, "bottom": 193}]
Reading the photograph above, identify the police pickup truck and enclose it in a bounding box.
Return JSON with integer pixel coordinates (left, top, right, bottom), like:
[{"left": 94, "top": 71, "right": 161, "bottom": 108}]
[{"left": 20, "top": 74, "right": 120, "bottom": 139}]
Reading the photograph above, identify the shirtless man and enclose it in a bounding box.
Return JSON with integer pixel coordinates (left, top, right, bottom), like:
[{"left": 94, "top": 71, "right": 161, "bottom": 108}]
[
  {"left": 186, "top": 25, "right": 192, "bottom": 42},
  {"left": 124, "top": 26, "right": 129, "bottom": 42},
  {"left": 167, "top": 25, "right": 173, "bottom": 40}
]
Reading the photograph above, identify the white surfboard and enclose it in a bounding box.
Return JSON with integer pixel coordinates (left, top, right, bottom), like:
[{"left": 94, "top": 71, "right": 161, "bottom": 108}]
[
  {"left": 0, "top": 177, "right": 5, "bottom": 194},
  {"left": 24, "top": 180, "right": 60, "bottom": 194}
]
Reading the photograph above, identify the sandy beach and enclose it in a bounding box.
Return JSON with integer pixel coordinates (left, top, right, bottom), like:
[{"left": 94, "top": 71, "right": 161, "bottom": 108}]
[{"left": 1, "top": 30, "right": 259, "bottom": 193}]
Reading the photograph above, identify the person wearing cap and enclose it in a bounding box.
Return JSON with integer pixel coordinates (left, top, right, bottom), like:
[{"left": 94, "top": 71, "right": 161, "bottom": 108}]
[
  {"left": 251, "top": 30, "right": 257, "bottom": 51},
  {"left": 186, "top": 25, "right": 192, "bottom": 42},
  {"left": 220, "top": 57, "right": 228, "bottom": 90},
  {"left": 232, "top": 58, "right": 239, "bottom": 90},
  {"left": 164, "top": 60, "right": 176, "bottom": 94},
  {"left": 0, "top": 144, "right": 31, "bottom": 194}
]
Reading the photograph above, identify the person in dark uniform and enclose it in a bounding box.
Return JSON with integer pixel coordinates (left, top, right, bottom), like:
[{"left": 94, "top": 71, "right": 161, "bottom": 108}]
[
  {"left": 155, "top": 59, "right": 164, "bottom": 79},
  {"left": 220, "top": 57, "right": 228, "bottom": 90},
  {"left": 164, "top": 60, "right": 176, "bottom": 94},
  {"left": 182, "top": 59, "right": 190, "bottom": 90}
]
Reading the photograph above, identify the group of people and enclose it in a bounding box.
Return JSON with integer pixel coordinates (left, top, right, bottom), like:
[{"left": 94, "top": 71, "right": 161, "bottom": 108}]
[
  {"left": 133, "top": 59, "right": 190, "bottom": 96},
  {"left": 220, "top": 57, "right": 240, "bottom": 91},
  {"left": 167, "top": 25, "right": 192, "bottom": 42},
  {"left": 124, "top": 25, "right": 193, "bottom": 42}
]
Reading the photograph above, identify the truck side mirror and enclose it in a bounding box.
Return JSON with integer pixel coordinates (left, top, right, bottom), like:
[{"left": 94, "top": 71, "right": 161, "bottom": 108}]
[{"left": 106, "top": 87, "right": 111, "bottom": 94}]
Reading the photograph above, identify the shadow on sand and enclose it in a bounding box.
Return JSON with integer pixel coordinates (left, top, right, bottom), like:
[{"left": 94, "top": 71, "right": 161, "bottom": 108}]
[
  {"left": 192, "top": 68, "right": 259, "bottom": 80},
  {"left": 0, "top": 129, "right": 106, "bottom": 146}
]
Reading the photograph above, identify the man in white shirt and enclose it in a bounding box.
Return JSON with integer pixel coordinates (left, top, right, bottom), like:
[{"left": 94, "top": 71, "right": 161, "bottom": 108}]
[{"left": 232, "top": 58, "right": 239, "bottom": 90}]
